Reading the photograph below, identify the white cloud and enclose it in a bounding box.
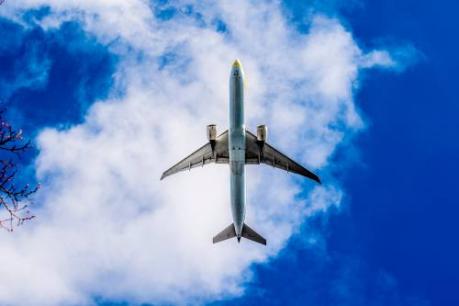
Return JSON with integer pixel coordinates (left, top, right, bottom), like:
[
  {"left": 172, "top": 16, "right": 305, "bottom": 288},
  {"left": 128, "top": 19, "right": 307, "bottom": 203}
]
[{"left": 0, "top": 1, "right": 405, "bottom": 305}]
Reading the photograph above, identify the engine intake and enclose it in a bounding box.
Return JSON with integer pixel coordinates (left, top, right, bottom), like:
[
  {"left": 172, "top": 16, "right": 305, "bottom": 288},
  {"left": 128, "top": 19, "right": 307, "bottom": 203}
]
[
  {"left": 207, "top": 124, "right": 217, "bottom": 141},
  {"left": 257, "top": 125, "right": 268, "bottom": 143}
]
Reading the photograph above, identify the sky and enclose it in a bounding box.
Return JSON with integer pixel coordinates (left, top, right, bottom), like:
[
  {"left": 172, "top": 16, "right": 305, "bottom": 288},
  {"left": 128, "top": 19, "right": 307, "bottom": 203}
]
[{"left": 0, "top": 0, "right": 457, "bottom": 305}]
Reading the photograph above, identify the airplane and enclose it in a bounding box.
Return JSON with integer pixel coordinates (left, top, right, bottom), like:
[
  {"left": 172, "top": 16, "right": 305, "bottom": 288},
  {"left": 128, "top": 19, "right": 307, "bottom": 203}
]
[{"left": 161, "top": 59, "right": 321, "bottom": 245}]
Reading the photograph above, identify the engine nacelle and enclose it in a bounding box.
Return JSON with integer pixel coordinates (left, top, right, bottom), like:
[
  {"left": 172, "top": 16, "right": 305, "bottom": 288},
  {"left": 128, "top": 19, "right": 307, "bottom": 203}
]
[
  {"left": 207, "top": 124, "right": 217, "bottom": 155},
  {"left": 257, "top": 125, "right": 268, "bottom": 143},
  {"left": 207, "top": 124, "right": 217, "bottom": 141}
]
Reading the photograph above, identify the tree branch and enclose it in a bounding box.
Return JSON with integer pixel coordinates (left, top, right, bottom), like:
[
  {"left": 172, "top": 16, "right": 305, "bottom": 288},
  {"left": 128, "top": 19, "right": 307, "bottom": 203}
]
[{"left": 0, "top": 110, "right": 38, "bottom": 231}]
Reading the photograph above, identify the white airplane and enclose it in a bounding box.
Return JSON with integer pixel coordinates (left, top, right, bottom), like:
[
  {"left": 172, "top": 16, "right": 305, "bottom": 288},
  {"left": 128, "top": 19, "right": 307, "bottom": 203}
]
[{"left": 161, "top": 60, "right": 321, "bottom": 245}]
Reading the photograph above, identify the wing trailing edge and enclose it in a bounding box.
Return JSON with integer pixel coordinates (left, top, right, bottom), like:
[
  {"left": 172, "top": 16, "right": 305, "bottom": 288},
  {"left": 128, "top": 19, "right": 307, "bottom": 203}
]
[
  {"left": 161, "top": 130, "right": 229, "bottom": 180},
  {"left": 245, "top": 130, "right": 321, "bottom": 184}
]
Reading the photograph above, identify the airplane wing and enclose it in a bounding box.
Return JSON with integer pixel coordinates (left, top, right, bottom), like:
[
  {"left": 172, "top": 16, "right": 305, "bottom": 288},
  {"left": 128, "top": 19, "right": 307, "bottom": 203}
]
[
  {"left": 245, "top": 130, "right": 321, "bottom": 183},
  {"left": 160, "top": 130, "right": 229, "bottom": 180}
]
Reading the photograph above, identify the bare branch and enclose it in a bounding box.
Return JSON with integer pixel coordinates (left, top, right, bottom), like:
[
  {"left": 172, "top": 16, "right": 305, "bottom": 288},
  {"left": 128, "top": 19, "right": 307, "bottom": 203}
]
[{"left": 0, "top": 110, "right": 38, "bottom": 231}]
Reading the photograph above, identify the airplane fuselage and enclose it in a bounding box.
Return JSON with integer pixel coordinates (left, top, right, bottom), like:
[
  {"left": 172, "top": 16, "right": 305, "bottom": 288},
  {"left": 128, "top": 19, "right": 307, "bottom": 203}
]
[{"left": 229, "top": 60, "right": 246, "bottom": 239}]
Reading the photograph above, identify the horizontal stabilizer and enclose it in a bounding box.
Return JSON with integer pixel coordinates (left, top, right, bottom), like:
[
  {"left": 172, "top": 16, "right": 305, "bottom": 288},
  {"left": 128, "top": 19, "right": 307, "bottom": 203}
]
[
  {"left": 213, "top": 223, "right": 236, "bottom": 244},
  {"left": 242, "top": 223, "right": 267, "bottom": 245}
]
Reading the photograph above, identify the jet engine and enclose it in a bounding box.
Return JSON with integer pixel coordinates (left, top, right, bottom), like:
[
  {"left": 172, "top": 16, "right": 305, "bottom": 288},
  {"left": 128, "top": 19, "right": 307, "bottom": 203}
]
[
  {"left": 207, "top": 124, "right": 217, "bottom": 154},
  {"left": 207, "top": 124, "right": 217, "bottom": 141},
  {"left": 257, "top": 125, "right": 268, "bottom": 143},
  {"left": 256, "top": 125, "right": 268, "bottom": 158}
]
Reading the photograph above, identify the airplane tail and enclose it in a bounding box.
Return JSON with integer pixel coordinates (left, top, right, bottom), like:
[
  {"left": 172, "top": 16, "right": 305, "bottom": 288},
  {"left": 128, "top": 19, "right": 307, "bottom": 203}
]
[
  {"left": 241, "top": 223, "right": 267, "bottom": 245},
  {"left": 212, "top": 223, "right": 266, "bottom": 245},
  {"left": 212, "top": 223, "right": 236, "bottom": 243}
]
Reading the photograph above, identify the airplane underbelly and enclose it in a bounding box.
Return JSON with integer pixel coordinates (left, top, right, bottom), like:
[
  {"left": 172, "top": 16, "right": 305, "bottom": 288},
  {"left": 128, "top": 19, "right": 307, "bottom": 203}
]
[
  {"left": 229, "top": 61, "right": 245, "bottom": 235},
  {"left": 229, "top": 128, "right": 246, "bottom": 235},
  {"left": 230, "top": 159, "right": 245, "bottom": 234}
]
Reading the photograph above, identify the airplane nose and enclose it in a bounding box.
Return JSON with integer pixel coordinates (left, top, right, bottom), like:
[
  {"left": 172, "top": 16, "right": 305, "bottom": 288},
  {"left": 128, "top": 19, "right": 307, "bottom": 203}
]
[{"left": 232, "top": 59, "right": 241, "bottom": 68}]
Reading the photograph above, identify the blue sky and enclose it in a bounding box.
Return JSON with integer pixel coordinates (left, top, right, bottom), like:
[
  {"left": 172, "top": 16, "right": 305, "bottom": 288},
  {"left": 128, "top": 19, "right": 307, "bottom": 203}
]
[
  {"left": 0, "top": 1, "right": 457, "bottom": 305},
  {"left": 236, "top": 1, "right": 457, "bottom": 305},
  {"left": 239, "top": 1, "right": 458, "bottom": 305}
]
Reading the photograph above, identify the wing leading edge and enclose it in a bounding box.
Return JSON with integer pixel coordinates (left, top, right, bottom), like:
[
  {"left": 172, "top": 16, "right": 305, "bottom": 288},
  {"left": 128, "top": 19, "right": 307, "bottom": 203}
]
[
  {"left": 245, "top": 130, "right": 321, "bottom": 183},
  {"left": 160, "top": 130, "right": 229, "bottom": 180}
]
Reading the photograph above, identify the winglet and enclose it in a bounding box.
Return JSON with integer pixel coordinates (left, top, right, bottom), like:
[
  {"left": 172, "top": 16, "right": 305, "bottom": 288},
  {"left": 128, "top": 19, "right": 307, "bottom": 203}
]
[{"left": 312, "top": 174, "right": 321, "bottom": 184}]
